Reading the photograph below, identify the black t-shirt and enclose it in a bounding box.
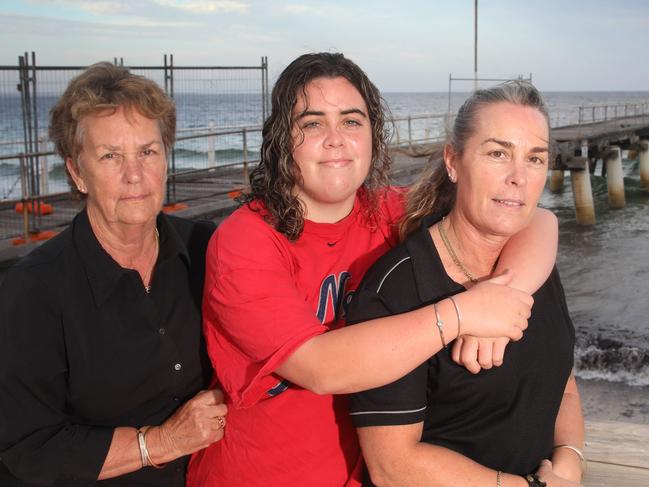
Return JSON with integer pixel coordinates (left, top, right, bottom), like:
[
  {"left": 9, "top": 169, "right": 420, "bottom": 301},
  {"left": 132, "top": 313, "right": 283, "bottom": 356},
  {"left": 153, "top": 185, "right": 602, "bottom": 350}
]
[
  {"left": 0, "top": 210, "right": 215, "bottom": 487},
  {"left": 348, "top": 213, "right": 575, "bottom": 479}
]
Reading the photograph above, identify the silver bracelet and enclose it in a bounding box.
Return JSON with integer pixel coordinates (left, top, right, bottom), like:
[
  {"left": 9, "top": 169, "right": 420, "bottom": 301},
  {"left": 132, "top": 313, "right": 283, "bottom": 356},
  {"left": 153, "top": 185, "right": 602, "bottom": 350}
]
[
  {"left": 553, "top": 444, "right": 587, "bottom": 475},
  {"left": 448, "top": 295, "right": 461, "bottom": 338},
  {"left": 433, "top": 303, "right": 447, "bottom": 349},
  {"left": 136, "top": 427, "right": 149, "bottom": 468}
]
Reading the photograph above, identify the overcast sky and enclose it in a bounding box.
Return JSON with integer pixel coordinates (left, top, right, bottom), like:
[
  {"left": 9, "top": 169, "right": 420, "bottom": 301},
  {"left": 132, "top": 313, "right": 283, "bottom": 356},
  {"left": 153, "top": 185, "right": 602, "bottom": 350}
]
[{"left": 1, "top": 0, "right": 648, "bottom": 92}]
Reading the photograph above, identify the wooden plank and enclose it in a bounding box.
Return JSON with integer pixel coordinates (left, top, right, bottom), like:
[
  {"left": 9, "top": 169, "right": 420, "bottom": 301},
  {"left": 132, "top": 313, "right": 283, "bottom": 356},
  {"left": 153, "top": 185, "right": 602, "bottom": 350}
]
[
  {"left": 584, "top": 461, "right": 649, "bottom": 487},
  {"left": 585, "top": 421, "right": 649, "bottom": 469},
  {"left": 582, "top": 421, "right": 649, "bottom": 486}
]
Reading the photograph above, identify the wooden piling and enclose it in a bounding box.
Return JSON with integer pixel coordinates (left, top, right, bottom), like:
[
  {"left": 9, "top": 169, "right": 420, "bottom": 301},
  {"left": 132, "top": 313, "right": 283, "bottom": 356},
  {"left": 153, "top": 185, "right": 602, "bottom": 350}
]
[
  {"left": 603, "top": 146, "right": 626, "bottom": 208},
  {"left": 549, "top": 170, "right": 564, "bottom": 192},
  {"left": 639, "top": 139, "right": 649, "bottom": 189},
  {"left": 571, "top": 169, "right": 596, "bottom": 225},
  {"left": 570, "top": 141, "right": 596, "bottom": 225}
]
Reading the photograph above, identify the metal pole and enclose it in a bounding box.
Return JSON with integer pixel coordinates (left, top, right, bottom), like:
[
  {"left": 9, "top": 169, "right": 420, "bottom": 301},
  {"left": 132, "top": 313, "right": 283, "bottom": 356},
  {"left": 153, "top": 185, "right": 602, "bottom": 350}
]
[
  {"left": 31, "top": 51, "right": 43, "bottom": 229},
  {"left": 20, "top": 154, "right": 29, "bottom": 242},
  {"left": 261, "top": 56, "right": 266, "bottom": 122},
  {"left": 265, "top": 56, "right": 270, "bottom": 118},
  {"left": 170, "top": 54, "right": 176, "bottom": 202},
  {"left": 242, "top": 128, "right": 249, "bottom": 186},
  {"left": 163, "top": 54, "right": 170, "bottom": 204},
  {"left": 474, "top": 0, "right": 478, "bottom": 91},
  {"left": 447, "top": 73, "right": 452, "bottom": 114}
]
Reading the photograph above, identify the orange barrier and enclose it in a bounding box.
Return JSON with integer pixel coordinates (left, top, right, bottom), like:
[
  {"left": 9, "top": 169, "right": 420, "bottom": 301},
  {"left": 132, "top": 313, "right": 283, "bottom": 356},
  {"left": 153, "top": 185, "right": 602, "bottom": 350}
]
[
  {"left": 12, "top": 230, "right": 58, "bottom": 246},
  {"left": 15, "top": 201, "right": 54, "bottom": 216},
  {"left": 162, "top": 203, "right": 188, "bottom": 214},
  {"left": 227, "top": 189, "right": 243, "bottom": 199}
]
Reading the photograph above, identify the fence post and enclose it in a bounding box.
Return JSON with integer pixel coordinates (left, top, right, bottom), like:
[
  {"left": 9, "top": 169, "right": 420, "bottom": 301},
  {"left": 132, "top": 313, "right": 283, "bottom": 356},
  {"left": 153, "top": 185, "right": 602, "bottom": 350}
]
[
  {"left": 592, "top": 106, "right": 595, "bottom": 122},
  {"left": 19, "top": 154, "right": 29, "bottom": 241},
  {"left": 242, "top": 128, "right": 249, "bottom": 187},
  {"left": 207, "top": 121, "right": 216, "bottom": 168},
  {"left": 40, "top": 150, "right": 49, "bottom": 195},
  {"left": 407, "top": 116, "right": 412, "bottom": 149},
  {"left": 578, "top": 106, "right": 583, "bottom": 125}
]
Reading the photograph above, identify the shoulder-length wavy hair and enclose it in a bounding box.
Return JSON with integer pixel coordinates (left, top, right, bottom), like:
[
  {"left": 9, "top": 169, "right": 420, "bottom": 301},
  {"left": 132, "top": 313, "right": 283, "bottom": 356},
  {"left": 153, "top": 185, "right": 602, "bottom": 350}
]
[
  {"left": 241, "top": 52, "right": 393, "bottom": 241},
  {"left": 399, "top": 80, "right": 550, "bottom": 240}
]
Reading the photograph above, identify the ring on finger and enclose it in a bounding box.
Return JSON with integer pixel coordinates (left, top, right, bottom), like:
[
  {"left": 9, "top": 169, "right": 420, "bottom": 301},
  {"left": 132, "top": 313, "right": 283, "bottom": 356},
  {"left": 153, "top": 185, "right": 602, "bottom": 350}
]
[{"left": 217, "top": 416, "right": 226, "bottom": 430}]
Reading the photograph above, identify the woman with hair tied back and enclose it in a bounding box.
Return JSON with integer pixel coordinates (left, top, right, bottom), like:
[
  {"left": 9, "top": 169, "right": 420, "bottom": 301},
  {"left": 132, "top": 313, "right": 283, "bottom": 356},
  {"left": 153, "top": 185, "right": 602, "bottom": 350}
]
[
  {"left": 0, "top": 63, "right": 226, "bottom": 486},
  {"left": 349, "top": 82, "right": 585, "bottom": 487},
  {"left": 188, "top": 53, "right": 559, "bottom": 486}
]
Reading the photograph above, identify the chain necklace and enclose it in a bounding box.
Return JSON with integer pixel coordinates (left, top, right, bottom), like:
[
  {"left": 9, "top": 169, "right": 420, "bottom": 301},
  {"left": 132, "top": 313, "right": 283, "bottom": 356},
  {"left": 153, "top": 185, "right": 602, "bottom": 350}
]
[
  {"left": 438, "top": 217, "right": 479, "bottom": 284},
  {"left": 143, "top": 228, "right": 159, "bottom": 294}
]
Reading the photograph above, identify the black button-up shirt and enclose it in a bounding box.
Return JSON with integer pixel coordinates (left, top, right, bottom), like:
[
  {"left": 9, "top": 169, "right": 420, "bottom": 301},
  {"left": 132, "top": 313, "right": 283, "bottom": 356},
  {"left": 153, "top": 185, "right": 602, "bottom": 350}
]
[{"left": 0, "top": 210, "right": 214, "bottom": 487}]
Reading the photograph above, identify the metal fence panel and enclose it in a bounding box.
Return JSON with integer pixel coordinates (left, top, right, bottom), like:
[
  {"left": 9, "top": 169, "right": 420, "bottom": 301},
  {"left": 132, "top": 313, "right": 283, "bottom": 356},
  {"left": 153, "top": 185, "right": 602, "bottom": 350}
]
[{"left": 0, "top": 53, "right": 268, "bottom": 241}]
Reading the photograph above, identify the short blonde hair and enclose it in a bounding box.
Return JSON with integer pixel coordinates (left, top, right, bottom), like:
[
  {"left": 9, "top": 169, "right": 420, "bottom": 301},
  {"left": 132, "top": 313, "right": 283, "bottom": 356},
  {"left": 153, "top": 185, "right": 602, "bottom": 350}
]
[{"left": 49, "top": 62, "right": 176, "bottom": 197}]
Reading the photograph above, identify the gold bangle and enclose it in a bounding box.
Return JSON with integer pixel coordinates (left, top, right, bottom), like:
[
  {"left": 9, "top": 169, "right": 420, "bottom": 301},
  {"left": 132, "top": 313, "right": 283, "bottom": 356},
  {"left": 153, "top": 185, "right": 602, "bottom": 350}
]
[
  {"left": 136, "top": 427, "right": 149, "bottom": 468},
  {"left": 553, "top": 444, "right": 586, "bottom": 475},
  {"left": 433, "top": 303, "right": 447, "bottom": 349},
  {"left": 143, "top": 426, "right": 167, "bottom": 469}
]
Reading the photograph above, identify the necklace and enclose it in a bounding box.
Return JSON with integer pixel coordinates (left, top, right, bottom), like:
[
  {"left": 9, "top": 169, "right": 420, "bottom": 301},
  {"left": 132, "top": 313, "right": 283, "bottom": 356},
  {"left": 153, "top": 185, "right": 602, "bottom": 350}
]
[
  {"left": 438, "top": 217, "right": 479, "bottom": 284},
  {"left": 143, "top": 228, "right": 159, "bottom": 294}
]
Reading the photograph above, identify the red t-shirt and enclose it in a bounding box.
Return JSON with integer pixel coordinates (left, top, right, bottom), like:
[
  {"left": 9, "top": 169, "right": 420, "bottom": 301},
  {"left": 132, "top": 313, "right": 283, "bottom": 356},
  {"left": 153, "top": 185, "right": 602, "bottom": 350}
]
[{"left": 187, "top": 188, "right": 405, "bottom": 487}]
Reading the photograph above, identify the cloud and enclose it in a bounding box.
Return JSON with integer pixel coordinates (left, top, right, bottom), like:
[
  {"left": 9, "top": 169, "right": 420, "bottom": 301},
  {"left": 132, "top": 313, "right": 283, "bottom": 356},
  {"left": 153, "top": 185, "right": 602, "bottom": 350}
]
[
  {"left": 282, "top": 3, "right": 350, "bottom": 18},
  {"left": 154, "top": 0, "right": 249, "bottom": 14},
  {"left": 25, "top": 0, "right": 249, "bottom": 16},
  {"left": 283, "top": 4, "right": 307, "bottom": 14}
]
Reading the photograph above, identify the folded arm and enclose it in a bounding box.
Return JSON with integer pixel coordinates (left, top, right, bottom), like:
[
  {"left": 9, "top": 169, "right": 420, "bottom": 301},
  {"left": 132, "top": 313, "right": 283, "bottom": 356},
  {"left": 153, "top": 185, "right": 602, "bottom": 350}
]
[{"left": 358, "top": 423, "right": 529, "bottom": 487}]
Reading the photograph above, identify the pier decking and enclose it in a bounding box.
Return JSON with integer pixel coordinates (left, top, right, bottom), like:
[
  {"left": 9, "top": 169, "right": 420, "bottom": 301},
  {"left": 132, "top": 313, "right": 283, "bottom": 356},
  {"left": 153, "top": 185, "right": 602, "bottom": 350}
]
[{"left": 585, "top": 421, "right": 649, "bottom": 486}]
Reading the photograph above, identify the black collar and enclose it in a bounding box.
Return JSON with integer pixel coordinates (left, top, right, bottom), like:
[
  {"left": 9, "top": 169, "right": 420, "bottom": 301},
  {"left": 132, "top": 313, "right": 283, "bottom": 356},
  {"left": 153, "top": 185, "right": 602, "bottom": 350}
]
[
  {"left": 73, "top": 210, "right": 190, "bottom": 307},
  {"left": 405, "top": 212, "right": 464, "bottom": 304}
]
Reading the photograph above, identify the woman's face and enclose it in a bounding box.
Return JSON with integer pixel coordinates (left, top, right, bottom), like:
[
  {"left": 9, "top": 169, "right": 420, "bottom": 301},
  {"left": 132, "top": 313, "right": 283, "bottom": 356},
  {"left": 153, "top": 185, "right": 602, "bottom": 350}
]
[
  {"left": 446, "top": 102, "right": 549, "bottom": 237},
  {"left": 290, "top": 76, "right": 373, "bottom": 223},
  {"left": 67, "top": 107, "right": 167, "bottom": 230}
]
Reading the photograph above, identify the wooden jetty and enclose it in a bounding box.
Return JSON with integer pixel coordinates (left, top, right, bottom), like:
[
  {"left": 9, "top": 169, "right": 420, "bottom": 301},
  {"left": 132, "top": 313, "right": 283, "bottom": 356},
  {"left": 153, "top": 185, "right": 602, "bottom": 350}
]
[
  {"left": 549, "top": 113, "right": 649, "bottom": 225},
  {"left": 584, "top": 421, "right": 649, "bottom": 486}
]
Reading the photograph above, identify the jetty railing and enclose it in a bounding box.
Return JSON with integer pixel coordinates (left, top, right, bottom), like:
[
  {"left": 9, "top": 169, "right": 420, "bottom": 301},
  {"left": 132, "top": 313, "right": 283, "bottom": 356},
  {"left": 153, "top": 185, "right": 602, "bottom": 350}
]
[{"left": 577, "top": 102, "right": 649, "bottom": 125}]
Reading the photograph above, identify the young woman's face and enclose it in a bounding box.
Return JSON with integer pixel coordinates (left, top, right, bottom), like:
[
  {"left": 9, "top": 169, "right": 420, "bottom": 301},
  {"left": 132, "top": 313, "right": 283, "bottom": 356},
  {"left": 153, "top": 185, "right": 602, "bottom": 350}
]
[
  {"left": 291, "top": 76, "right": 373, "bottom": 223},
  {"left": 446, "top": 102, "right": 549, "bottom": 237}
]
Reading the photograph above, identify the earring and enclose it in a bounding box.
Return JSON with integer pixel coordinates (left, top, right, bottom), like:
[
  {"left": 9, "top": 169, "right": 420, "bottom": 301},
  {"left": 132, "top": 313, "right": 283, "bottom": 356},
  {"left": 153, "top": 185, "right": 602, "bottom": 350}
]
[{"left": 448, "top": 173, "right": 456, "bottom": 183}]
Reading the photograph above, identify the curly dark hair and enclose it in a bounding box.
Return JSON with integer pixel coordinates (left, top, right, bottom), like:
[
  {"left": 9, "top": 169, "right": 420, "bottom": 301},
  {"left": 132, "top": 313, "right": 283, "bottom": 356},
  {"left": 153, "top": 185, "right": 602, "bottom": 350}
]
[{"left": 242, "top": 52, "right": 393, "bottom": 240}]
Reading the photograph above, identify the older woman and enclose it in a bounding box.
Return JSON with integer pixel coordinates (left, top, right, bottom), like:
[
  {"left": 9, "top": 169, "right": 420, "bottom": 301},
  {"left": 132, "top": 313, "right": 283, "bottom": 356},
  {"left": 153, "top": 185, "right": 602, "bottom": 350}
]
[
  {"left": 349, "top": 82, "right": 585, "bottom": 487},
  {"left": 188, "top": 54, "right": 560, "bottom": 487},
  {"left": 0, "top": 63, "right": 226, "bottom": 486}
]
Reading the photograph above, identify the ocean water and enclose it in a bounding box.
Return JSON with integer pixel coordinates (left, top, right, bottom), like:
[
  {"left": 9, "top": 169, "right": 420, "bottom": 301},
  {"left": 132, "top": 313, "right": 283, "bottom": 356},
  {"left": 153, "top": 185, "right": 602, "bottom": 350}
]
[{"left": 1, "top": 91, "right": 648, "bottom": 389}]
